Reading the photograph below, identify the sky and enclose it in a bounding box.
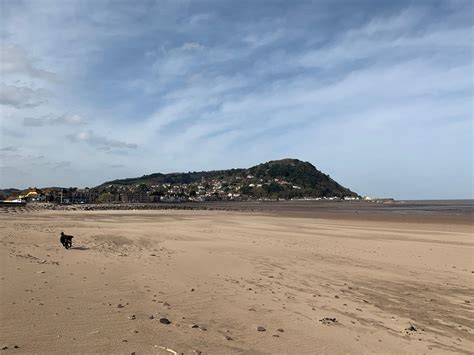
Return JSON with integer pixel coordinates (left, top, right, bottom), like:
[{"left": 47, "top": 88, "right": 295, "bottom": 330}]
[{"left": 0, "top": 0, "right": 473, "bottom": 199}]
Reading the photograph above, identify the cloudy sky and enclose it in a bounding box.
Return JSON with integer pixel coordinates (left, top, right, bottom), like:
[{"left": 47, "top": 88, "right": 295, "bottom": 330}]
[{"left": 0, "top": 0, "right": 472, "bottom": 199}]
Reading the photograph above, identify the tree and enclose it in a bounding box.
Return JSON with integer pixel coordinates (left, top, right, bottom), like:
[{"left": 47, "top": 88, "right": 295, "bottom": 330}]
[
  {"left": 138, "top": 183, "right": 149, "bottom": 192},
  {"left": 97, "top": 192, "right": 114, "bottom": 203}
]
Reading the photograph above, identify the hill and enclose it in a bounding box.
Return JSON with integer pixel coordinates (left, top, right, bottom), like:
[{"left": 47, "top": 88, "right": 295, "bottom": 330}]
[
  {"left": 0, "top": 188, "right": 20, "bottom": 200},
  {"left": 97, "top": 159, "right": 358, "bottom": 200}
]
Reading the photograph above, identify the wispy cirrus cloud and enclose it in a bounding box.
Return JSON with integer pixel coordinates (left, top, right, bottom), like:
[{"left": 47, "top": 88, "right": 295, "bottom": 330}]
[
  {"left": 68, "top": 130, "right": 137, "bottom": 152},
  {"left": 23, "top": 113, "right": 86, "bottom": 127}
]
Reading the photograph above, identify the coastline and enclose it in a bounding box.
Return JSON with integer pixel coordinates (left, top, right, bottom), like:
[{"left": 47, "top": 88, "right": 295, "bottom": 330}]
[{"left": 2, "top": 199, "right": 472, "bottom": 225}]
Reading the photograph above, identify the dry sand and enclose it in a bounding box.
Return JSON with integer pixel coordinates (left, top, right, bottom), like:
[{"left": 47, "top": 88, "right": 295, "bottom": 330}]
[{"left": 0, "top": 206, "right": 472, "bottom": 354}]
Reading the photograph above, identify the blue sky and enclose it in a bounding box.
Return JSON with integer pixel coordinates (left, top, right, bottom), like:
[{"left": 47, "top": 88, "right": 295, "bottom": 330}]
[{"left": 0, "top": 0, "right": 472, "bottom": 199}]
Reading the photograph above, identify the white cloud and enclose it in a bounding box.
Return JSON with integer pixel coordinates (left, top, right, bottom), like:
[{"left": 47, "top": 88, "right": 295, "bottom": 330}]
[
  {"left": 0, "top": 146, "right": 17, "bottom": 152},
  {"left": 69, "top": 130, "right": 137, "bottom": 151},
  {"left": 23, "top": 113, "right": 86, "bottom": 126},
  {"left": 181, "top": 42, "right": 205, "bottom": 51},
  {"left": 51, "top": 113, "right": 85, "bottom": 125},
  {"left": 0, "top": 45, "right": 56, "bottom": 81},
  {"left": 0, "top": 84, "right": 48, "bottom": 108}
]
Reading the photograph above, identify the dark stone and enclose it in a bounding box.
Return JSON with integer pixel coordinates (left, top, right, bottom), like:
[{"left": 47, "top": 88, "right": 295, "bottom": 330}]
[
  {"left": 225, "top": 335, "right": 233, "bottom": 341},
  {"left": 117, "top": 304, "right": 124, "bottom": 308},
  {"left": 319, "top": 317, "right": 337, "bottom": 325},
  {"left": 277, "top": 328, "right": 284, "bottom": 332},
  {"left": 159, "top": 318, "right": 171, "bottom": 324},
  {"left": 191, "top": 324, "right": 199, "bottom": 329},
  {"left": 257, "top": 326, "right": 266, "bottom": 332},
  {"left": 149, "top": 315, "right": 154, "bottom": 319}
]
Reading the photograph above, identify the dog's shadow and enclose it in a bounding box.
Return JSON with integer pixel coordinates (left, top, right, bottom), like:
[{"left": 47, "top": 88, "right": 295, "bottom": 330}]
[{"left": 70, "top": 246, "right": 89, "bottom": 251}]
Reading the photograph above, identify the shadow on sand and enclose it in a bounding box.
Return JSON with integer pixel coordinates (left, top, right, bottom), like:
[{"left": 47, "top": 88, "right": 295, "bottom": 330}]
[{"left": 71, "top": 246, "right": 90, "bottom": 251}]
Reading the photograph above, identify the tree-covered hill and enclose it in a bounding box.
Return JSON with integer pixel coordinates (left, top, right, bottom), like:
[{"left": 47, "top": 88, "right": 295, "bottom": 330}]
[
  {"left": 97, "top": 159, "right": 358, "bottom": 200},
  {"left": 246, "top": 159, "right": 356, "bottom": 198}
]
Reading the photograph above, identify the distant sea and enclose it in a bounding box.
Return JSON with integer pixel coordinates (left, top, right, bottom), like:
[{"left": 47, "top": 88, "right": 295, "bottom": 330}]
[{"left": 394, "top": 199, "right": 474, "bottom": 215}]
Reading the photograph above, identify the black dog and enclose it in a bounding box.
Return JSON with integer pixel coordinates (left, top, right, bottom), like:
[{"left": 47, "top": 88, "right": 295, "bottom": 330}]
[{"left": 60, "top": 232, "right": 74, "bottom": 249}]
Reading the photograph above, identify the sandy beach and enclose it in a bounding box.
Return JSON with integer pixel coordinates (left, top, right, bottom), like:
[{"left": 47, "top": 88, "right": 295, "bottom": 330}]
[{"left": 0, "top": 205, "right": 472, "bottom": 354}]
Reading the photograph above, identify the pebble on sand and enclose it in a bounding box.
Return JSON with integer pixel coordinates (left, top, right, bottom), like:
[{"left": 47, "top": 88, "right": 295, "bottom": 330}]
[
  {"left": 159, "top": 318, "right": 171, "bottom": 324},
  {"left": 319, "top": 317, "right": 337, "bottom": 325},
  {"left": 2, "top": 345, "right": 19, "bottom": 350},
  {"left": 257, "top": 326, "right": 266, "bottom": 332}
]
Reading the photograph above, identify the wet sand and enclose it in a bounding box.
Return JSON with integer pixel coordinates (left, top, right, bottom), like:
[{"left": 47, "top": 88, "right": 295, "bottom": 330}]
[{"left": 0, "top": 206, "right": 472, "bottom": 354}]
